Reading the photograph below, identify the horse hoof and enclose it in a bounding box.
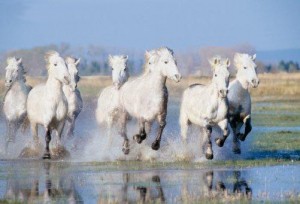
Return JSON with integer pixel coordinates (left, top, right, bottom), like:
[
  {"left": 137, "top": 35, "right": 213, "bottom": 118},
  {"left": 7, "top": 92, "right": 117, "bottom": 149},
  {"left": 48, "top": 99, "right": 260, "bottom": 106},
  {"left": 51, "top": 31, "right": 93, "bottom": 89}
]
[
  {"left": 151, "top": 140, "right": 160, "bottom": 151},
  {"left": 237, "top": 133, "right": 246, "bottom": 141},
  {"left": 233, "top": 147, "right": 241, "bottom": 154},
  {"left": 42, "top": 153, "right": 51, "bottom": 160},
  {"left": 205, "top": 153, "right": 214, "bottom": 160},
  {"left": 133, "top": 134, "right": 143, "bottom": 144},
  {"left": 122, "top": 148, "right": 130, "bottom": 155},
  {"left": 215, "top": 138, "right": 224, "bottom": 147},
  {"left": 140, "top": 133, "right": 147, "bottom": 141}
]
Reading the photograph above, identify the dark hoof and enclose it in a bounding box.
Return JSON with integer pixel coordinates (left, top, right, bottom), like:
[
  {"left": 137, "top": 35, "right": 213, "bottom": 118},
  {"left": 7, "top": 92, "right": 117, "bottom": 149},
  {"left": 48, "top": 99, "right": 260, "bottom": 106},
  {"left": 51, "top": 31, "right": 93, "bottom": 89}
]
[
  {"left": 152, "top": 175, "right": 160, "bottom": 182},
  {"left": 122, "top": 147, "right": 130, "bottom": 155},
  {"left": 215, "top": 138, "right": 224, "bottom": 147},
  {"left": 133, "top": 134, "right": 143, "bottom": 144},
  {"left": 233, "top": 147, "right": 241, "bottom": 154},
  {"left": 205, "top": 153, "right": 213, "bottom": 160},
  {"left": 216, "top": 181, "right": 226, "bottom": 191},
  {"left": 42, "top": 153, "right": 51, "bottom": 160},
  {"left": 237, "top": 133, "right": 246, "bottom": 141},
  {"left": 151, "top": 140, "right": 160, "bottom": 150}
]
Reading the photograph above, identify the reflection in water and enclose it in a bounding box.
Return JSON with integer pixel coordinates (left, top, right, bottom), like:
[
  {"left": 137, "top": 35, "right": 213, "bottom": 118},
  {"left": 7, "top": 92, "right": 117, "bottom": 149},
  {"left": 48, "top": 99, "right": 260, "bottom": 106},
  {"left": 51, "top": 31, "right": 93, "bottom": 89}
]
[
  {"left": 1, "top": 162, "right": 300, "bottom": 203},
  {"left": 4, "top": 162, "right": 83, "bottom": 203}
]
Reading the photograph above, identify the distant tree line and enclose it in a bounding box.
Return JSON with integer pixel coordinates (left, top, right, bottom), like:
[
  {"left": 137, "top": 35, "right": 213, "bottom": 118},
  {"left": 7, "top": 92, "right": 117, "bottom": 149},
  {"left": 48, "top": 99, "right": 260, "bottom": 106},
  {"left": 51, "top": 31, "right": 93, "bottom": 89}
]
[{"left": 0, "top": 43, "right": 299, "bottom": 77}]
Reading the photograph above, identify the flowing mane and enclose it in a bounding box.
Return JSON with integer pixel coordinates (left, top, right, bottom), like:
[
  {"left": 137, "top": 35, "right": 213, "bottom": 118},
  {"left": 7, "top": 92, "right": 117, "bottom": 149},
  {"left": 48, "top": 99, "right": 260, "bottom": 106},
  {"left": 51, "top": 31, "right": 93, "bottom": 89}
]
[{"left": 44, "top": 50, "right": 59, "bottom": 70}]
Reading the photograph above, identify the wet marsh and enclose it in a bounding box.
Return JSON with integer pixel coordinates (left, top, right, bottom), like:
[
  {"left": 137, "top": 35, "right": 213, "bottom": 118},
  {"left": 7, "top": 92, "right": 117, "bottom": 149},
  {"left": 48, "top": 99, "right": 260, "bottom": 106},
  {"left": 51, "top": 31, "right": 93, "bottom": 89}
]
[{"left": 0, "top": 73, "right": 299, "bottom": 202}]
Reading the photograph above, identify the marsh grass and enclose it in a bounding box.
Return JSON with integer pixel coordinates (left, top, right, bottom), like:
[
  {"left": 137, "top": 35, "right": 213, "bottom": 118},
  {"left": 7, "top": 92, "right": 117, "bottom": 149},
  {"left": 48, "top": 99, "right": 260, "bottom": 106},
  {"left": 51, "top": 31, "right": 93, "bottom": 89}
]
[
  {"left": 253, "top": 131, "right": 300, "bottom": 151},
  {"left": 0, "top": 72, "right": 299, "bottom": 101}
]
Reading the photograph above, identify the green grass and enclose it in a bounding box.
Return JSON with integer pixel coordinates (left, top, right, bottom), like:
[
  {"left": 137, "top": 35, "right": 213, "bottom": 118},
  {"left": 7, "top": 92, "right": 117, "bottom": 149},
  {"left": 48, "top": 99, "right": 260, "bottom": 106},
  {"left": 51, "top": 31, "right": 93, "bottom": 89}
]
[
  {"left": 252, "top": 113, "right": 300, "bottom": 127},
  {"left": 252, "top": 100, "right": 300, "bottom": 127},
  {"left": 252, "top": 131, "right": 300, "bottom": 151}
]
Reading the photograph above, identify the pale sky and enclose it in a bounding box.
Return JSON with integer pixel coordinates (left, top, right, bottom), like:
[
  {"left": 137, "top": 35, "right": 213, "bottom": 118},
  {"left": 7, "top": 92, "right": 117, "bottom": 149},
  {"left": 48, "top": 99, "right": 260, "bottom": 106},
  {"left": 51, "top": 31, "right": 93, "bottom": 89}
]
[{"left": 0, "top": 0, "right": 300, "bottom": 52}]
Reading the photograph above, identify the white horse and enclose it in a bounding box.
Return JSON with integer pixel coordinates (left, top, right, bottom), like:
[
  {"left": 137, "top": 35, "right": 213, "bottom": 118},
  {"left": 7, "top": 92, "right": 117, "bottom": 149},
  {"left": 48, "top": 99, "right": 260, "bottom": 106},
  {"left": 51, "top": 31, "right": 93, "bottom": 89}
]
[
  {"left": 25, "top": 51, "right": 71, "bottom": 159},
  {"left": 228, "top": 53, "right": 259, "bottom": 154},
  {"left": 180, "top": 56, "right": 230, "bottom": 160},
  {"left": 3, "top": 57, "right": 31, "bottom": 152},
  {"left": 119, "top": 47, "right": 181, "bottom": 154},
  {"left": 63, "top": 57, "right": 83, "bottom": 138},
  {"left": 95, "top": 55, "right": 129, "bottom": 145}
]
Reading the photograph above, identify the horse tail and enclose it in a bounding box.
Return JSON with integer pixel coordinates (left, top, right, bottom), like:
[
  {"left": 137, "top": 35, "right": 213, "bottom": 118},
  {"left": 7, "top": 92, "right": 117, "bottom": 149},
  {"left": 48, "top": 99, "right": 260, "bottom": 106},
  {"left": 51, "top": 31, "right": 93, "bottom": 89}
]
[{"left": 21, "top": 115, "right": 30, "bottom": 133}]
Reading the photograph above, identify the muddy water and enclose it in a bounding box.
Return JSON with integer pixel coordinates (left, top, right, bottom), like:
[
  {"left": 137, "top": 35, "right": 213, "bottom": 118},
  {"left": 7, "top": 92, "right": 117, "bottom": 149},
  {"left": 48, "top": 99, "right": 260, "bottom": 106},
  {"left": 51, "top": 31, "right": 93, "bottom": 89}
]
[{"left": 0, "top": 161, "right": 299, "bottom": 203}]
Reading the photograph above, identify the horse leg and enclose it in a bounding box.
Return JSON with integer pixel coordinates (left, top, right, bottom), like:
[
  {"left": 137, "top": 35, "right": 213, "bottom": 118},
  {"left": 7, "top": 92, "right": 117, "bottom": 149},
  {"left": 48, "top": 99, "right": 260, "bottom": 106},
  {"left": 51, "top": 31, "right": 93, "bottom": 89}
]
[
  {"left": 232, "top": 121, "right": 243, "bottom": 154},
  {"left": 145, "top": 121, "right": 152, "bottom": 135},
  {"left": 5, "top": 121, "right": 13, "bottom": 153},
  {"left": 30, "top": 123, "right": 39, "bottom": 144},
  {"left": 119, "top": 111, "right": 129, "bottom": 155},
  {"left": 215, "top": 119, "right": 230, "bottom": 147},
  {"left": 238, "top": 115, "right": 252, "bottom": 141},
  {"left": 151, "top": 113, "right": 166, "bottom": 151},
  {"left": 180, "top": 113, "right": 189, "bottom": 144},
  {"left": 106, "top": 118, "right": 113, "bottom": 147},
  {"left": 133, "top": 118, "right": 146, "bottom": 144},
  {"left": 56, "top": 121, "right": 66, "bottom": 147},
  {"left": 43, "top": 129, "right": 51, "bottom": 159},
  {"left": 66, "top": 116, "right": 76, "bottom": 139},
  {"left": 204, "top": 126, "right": 213, "bottom": 160}
]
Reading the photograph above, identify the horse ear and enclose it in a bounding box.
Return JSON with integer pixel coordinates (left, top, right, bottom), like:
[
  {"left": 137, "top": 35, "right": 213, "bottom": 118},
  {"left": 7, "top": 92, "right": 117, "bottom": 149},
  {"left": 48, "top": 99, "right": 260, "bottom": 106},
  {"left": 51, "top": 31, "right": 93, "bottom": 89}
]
[
  {"left": 234, "top": 53, "right": 242, "bottom": 68},
  {"left": 252, "top": 54, "right": 256, "bottom": 61},
  {"left": 75, "top": 58, "right": 80, "bottom": 65},
  {"left": 226, "top": 58, "right": 230, "bottom": 67},
  {"left": 123, "top": 55, "right": 128, "bottom": 60},
  {"left": 208, "top": 57, "right": 219, "bottom": 67},
  {"left": 145, "top": 50, "right": 151, "bottom": 59},
  {"left": 108, "top": 55, "right": 113, "bottom": 67},
  {"left": 16, "top": 58, "right": 22, "bottom": 64}
]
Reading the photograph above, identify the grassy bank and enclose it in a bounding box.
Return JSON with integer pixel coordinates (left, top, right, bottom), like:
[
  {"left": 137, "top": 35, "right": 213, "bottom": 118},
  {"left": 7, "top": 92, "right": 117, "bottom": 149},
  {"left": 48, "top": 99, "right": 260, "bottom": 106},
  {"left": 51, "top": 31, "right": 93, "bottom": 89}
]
[{"left": 0, "top": 72, "right": 299, "bottom": 101}]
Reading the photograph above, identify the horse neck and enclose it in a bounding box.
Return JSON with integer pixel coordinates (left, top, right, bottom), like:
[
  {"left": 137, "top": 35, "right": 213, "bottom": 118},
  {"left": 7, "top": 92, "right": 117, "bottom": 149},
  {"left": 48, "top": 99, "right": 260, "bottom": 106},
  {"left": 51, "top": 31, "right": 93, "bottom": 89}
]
[
  {"left": 231, "top": 79, "right": 249, "bottom": 98},
  {"left": 236, "top": 73, "right": 250, "bottom": 90},
  {"left": 46, "top": 76, "right": 64, "bottom": 98},
  {"left": 8, "top": 73, "right": 26, "bottom": 91},
  {"left": 207, "top": 81, "right": 225, "bottom": 105},
  {"left": 146, "top": 70, "right": 167, "bottom": 89}
]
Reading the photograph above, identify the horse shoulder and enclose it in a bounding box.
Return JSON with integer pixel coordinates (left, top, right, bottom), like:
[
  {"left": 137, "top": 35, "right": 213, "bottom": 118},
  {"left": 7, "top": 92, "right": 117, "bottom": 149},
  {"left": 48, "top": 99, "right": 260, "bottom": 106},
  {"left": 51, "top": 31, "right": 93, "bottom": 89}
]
[{"left": 228, "top": 80, "right": 251, "bottom": 116}]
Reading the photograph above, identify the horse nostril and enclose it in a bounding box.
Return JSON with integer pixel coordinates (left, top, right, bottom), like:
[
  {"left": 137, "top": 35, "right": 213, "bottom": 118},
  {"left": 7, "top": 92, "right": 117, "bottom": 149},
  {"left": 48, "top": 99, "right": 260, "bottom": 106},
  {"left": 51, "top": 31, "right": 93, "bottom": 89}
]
[
  {"left": 257, "top": 80, "right": 260, "bottom": 85},
  {"left": 9, "top": 80, "right": 12, "bottom": 83},
  {"left": 252, "top": 79, "right": 256, "bottom": 84},
  {"left": 226, "top": 90, "right": 229, "bottom": 94}
]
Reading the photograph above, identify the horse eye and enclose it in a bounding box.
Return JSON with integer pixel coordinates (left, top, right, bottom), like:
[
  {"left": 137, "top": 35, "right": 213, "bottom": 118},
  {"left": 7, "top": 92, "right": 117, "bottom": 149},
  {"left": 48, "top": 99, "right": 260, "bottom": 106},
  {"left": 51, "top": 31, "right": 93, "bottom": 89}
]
[
  {"left": 164, "top": 61, "right": 168, "bottom": 64},
  {"left": 124, "top": 68, "right": 127, "bottom": 71},
  {"left": 215, "top": 74, "right": 217, "bottom": 77},
  {"left": 244, "top": 67, "right": 247, "bottom": 69},
  {"left": 149, "top": 62, "right": 151, "bottom": 65},
  {"left": 54, "top": 63, "right": 57, "bottom": 66}
]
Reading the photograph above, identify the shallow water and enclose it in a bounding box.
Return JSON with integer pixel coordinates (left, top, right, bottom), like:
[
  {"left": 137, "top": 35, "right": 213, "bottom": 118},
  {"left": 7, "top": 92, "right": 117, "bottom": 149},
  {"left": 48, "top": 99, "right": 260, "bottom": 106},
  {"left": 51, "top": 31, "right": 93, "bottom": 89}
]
[
  {"left": 0, "top": 161, "right": 299, "bottom": 203},
  {"left": 0, "top": 99, "right": 299, "bottom": 161},
  {"left": 0, "top": 98, "right": 299, "bottom": 202}
]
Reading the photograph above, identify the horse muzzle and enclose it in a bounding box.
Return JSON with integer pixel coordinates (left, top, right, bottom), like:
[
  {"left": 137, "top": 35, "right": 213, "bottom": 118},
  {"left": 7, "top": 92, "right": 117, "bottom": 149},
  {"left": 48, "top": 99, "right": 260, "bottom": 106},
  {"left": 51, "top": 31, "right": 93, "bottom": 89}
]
[
  {"left": 172, "top": 74, "right": 182, "bottom": 83},
  {"left": 63, "top": 76, "right": 70, "bottom": 85},
  {"left": 113, "top": 82, "right": 121, "bottom": 90},
  {"left": 251, "top": 79, "right": 260, "bottom": 88},
  {"left": 5, "top": 80, "right": 12, "bottom": 87},
  {"left": 219, "top": 89, "right": 228, "bottom": 98}
]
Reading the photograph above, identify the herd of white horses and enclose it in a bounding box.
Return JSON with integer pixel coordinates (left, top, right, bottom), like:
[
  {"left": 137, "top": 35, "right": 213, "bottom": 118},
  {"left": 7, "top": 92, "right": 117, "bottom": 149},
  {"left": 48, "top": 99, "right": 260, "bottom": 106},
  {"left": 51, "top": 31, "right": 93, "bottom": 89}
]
[{"left": 2, "top": 47, "right": 259, "bottom": 160}]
